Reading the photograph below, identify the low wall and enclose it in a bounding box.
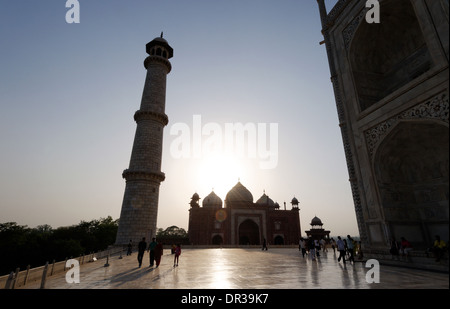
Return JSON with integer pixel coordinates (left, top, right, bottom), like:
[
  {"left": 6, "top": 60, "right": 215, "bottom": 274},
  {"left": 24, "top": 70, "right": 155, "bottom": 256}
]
[
  {"left": 364, "top": 249, "right": 449, "bottom": 273},
  {"left": 0, "top": 247, "right": 124, "bottom": 289}
]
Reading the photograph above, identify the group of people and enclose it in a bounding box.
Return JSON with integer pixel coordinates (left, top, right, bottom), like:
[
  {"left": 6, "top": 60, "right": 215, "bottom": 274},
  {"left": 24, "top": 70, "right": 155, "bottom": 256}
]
[
  {"left": 390, "top": 235, "right": 447, "bottom": 263},
  {"left": 389, "top": 236, "right": 413, "bottom": 259},
  {"left": 127, "top": 237, "right": 182, "bottom": 268},
  {"left": 334, "top": 235, "right": 362, "bottom": 264},
  {"left": 299, "top": 237, "right": 327, "bottom": 260},
  {"left": 125, "top": 234, "right": 447, "bottom": 268},
  {"left": 299, "top": 235, "right": 362, "bottom": 264}
]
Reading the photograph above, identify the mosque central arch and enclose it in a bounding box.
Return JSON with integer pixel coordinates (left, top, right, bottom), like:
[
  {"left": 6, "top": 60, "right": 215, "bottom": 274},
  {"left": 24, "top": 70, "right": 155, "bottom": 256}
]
[{"left": 239, "top": 219, "right": 260, "bottom": 245}]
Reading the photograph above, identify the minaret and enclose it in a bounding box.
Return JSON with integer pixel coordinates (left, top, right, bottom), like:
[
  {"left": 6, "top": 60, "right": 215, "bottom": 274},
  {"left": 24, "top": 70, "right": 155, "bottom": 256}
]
[{"left": 115, "top": 34, "right": 173, "bottom": 245}]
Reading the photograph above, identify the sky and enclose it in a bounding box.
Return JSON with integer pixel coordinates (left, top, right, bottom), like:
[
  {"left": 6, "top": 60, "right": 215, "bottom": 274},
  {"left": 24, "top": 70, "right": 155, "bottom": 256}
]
[{"left": 0, "top": 0, "right": 359, "bottom": 237}]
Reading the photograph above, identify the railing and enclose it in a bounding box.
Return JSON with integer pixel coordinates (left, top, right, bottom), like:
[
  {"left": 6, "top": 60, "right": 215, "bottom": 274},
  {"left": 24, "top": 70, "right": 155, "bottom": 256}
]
[{"left": 0, "top": 246, "right": 125, "bottom": 289}]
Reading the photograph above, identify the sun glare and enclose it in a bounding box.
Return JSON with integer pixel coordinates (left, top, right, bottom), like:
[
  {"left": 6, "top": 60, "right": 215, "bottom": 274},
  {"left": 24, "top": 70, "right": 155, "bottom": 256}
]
[{"left": 196, "top": 154, "right": 244, "bottom": 199}]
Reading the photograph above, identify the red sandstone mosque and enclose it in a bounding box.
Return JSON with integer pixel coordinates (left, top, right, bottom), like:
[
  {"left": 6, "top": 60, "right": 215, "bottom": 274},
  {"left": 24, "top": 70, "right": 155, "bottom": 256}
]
[{"left": 188, "top": 181, "right": 301, "bottom": 246}]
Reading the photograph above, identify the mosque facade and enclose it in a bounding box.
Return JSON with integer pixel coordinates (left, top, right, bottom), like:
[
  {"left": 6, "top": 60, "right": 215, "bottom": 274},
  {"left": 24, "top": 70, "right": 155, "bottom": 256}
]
[{"left": 188, "top": 182, "right": 301, "bottom": 246}]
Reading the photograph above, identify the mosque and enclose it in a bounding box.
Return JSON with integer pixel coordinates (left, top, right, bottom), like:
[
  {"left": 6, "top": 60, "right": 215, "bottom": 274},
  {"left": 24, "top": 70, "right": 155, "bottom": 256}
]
[{"left": 188, "top": 181, "right": 301, "bottom": 246}]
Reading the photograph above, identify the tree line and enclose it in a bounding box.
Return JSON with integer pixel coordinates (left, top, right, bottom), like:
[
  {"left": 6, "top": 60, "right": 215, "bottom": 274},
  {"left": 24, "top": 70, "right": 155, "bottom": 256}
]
[
  {"left": 0, "top": 218, "right": 190, "bottom": 276},
  {"left": 0, "top": 216, "right": 118, "bottom": 276}
]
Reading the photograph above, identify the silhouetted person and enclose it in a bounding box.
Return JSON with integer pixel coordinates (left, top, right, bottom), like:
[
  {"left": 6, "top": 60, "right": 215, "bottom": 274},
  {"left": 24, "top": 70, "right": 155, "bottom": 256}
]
[
  {"left": 155, "top": 240, "right": 164, "bottom": 268},
  {"left": 432, "top": 235, "right": 447, "bottom": 262},
  {"left": 174, "top": 244, "right": 181, "bottom": 267},
  {"left": 390, "top": 237, "right": 400, "bottom": 260},
  {"left": 314, "top": 239, "right": 320, "bottom": 257},
  {"left": 148, "top": 237, "right": 157, "bottom": 267},
  {"left": 356, "top": 241, "right": 364, "bottom": 260},
  {"left": 330, "top": 238, "right": 336, "bottom": 254},
  {"left": 400, "top": 237, "right": 413, "bottom": 257},
  {"left": 337, "top": 236, "right": 346, "bottom": 264},
  {"left": 320, "top": 238, "right": 327, "bottom": 253},
  {"left": 308, "top": 237, "right": 316, "bottom": 261},
  {"left": 137, "top": 237, "right": 147, "bottom": 268},
  {"left": 299, "top": 238, "right": 307, "bottom": 258},
  {"left": 346, "top": 235, "right": 355, "bottom": 263},
  {"left": 127, "top": 240, "right": 133, "bottom": 256},
  {"left": 262, "top": 238, "right": 268, "bottom": 251}
]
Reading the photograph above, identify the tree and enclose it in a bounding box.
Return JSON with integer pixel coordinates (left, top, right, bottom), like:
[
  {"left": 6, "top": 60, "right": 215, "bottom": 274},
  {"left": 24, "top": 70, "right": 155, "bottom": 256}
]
[
  {"left": 156, "top": 226, "right": 189, "bottom": 245},
  {"left": 157, "top": 226, "right": 188, "bottom": 238}
]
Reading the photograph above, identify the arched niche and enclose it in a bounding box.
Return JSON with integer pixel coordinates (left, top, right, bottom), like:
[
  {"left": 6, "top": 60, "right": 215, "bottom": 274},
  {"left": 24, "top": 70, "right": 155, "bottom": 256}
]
[
  {"left": 374, "top": 120, "right": 449, "bottom": 248},
  {"left": 350, "top": 0, "right": 432, "bottom": 111},
  {"left": 212, "top": 234, "right": 223, "bottom": 245}
]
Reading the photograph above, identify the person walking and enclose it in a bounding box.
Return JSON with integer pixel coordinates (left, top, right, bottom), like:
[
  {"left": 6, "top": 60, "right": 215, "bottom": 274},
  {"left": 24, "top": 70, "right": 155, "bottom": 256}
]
[
  {"left": 320, "top": 238, "right": 327, "bottom": 253},
  {"left": 262, "top": 238, "right": 268, "bottom": 251},
  {"left": 127, "top": 240, "right": 133, "bottom": 256},
  {"left": 336, "top": 236, "right": 346, "bottom": 264},
  {"left": 137, "top": 237, "right": 147, "bottom": 268},
  {"left": 174, "top": 244, "right": 181, "bottom": 266},
  {"left": 299, "top": 237, "right": 307, "bottom": 258},
  {"left": 356, "top": 241, "right": 364, "bottom": 260},
  {"left": 308, "top": 237, "right": 316, "bottom": 261},
  {"left": 314, "top": 238, "right": 321, "bottom": 257},
  {"left": 154, "top": 240, "right": 164, "bottom": 268},
  {"left": 346, "top": 235, "right": 355, "bottom": 263},
  {"left": 148, "top": 237, "right": 157, "bottom": 267},
  {"left": 330, "top": 238, "right": 336, "bottom": 254}
]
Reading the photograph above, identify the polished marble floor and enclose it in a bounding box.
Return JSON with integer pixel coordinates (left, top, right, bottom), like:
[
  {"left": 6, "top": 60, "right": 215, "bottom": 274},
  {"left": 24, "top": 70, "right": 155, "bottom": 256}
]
[{"left": 19, "top": 248, "right": 449, "bottom": 289}]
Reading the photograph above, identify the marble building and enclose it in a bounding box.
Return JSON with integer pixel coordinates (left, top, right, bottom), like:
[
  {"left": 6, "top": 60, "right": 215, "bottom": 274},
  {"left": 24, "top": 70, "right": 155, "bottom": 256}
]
[{"left": 316, "top": 0, "right": 449, "bottom": 255}]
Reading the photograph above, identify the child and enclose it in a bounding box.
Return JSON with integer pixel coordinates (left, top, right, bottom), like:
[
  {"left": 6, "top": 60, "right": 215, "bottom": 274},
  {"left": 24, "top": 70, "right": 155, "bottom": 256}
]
[{"left": 174, "top": 244, "right": 181, "bottom": 266}]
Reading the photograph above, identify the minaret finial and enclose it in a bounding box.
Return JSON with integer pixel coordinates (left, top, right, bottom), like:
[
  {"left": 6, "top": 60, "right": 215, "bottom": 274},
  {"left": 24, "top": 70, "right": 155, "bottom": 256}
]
[{"left": 160, "top": 31, "right": 164, "bottom": 38}]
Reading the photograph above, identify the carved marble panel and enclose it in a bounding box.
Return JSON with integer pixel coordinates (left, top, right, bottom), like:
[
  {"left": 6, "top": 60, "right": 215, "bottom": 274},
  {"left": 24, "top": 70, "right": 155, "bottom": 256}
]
[{"left": 365, "top": 92, "right": 449, "bottom": 160}]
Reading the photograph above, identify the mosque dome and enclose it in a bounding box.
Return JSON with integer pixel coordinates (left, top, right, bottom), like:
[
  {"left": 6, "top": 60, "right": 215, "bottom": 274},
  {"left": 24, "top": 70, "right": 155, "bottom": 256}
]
[
  {"left": 202, "top": 191, "right": 223, "bottom": 209},
  {"left": 255, "top": 192, "right": 275, "bottom": 207},
  {"left": 189, "top": 192, "right": 201, "bottom": 208},
  {"left": 311, "top": 216, "right": 323, "bottom": 226},
  {"left": 225, "top": 182, "right": 253, "bottom": 204},
  {"left": 191, "top": 193, "right": 200, "bottom": 201}
]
